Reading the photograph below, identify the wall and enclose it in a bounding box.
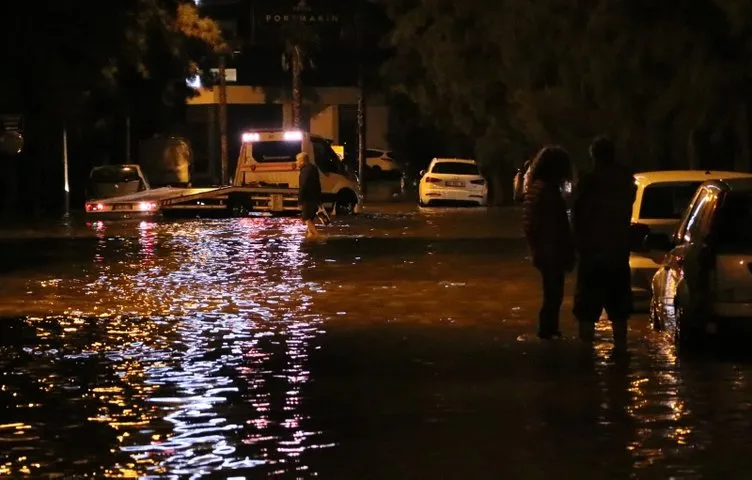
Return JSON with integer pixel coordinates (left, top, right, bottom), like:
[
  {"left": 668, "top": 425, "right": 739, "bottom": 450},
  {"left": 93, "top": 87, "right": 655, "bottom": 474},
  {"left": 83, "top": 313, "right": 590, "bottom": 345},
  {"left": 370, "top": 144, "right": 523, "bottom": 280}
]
[
  {"left": 309, "top": 105, "right": 339, "bottom": 142},
  {"left": 186, "top": 85, "right": 391, "bottom": 183},
  {"left": 366, "top": 106, "right": 389, "bottom": 150}
]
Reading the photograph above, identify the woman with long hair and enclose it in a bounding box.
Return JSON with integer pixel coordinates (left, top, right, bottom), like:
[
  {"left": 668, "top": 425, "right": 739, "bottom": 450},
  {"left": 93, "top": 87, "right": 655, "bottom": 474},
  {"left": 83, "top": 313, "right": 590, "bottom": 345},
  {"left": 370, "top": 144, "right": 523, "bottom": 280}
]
[{"left": 521, "top": 146, "right": 575, "bottom": 339}]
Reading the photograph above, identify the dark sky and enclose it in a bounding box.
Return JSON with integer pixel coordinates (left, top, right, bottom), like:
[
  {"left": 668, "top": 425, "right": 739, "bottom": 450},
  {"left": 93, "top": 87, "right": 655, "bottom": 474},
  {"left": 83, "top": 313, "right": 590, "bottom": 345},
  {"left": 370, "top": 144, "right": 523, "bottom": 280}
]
[{"left": 199, "top": 0, "right": 388, "bottom": 86}]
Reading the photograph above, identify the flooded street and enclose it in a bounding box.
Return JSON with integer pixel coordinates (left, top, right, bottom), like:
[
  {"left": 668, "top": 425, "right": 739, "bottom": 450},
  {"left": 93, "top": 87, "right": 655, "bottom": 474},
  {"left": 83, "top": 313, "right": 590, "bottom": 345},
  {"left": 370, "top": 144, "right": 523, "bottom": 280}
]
[{"left": 2, "top": 204, "right": 752, "bottom": 479}]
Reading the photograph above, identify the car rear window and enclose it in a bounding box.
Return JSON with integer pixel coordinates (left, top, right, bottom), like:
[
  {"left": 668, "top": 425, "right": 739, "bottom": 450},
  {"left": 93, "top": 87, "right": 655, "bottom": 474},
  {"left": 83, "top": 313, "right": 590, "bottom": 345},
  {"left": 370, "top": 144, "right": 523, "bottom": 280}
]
[
  {"left": 431, "top": 162, "right": 479, "bottom": 175},
  {"left": 250, "top": 140, "right": 302, "bottom": 162},
  {"left": 639, "top": 181, "right": 702, "bottom": 219},
  {"left": 715, "top": 193, "right": 752, "bottom": 250},
  {"left": 90, "top": 167, "right": 141, "bottom": 183}
]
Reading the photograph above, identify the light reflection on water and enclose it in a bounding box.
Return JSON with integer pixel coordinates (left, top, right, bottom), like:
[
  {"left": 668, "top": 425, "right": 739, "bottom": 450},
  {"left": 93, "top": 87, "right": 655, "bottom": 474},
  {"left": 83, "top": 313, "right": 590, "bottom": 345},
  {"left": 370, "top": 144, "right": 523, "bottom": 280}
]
[
  {"left": 0, "top": 217, "right": 332, "bottom": 478},
  {"left": 590, "top": 321, "right": 707, "bottom": 479},
  {"left": 4, "top": 208, "right": 752, "bottom": 477}
]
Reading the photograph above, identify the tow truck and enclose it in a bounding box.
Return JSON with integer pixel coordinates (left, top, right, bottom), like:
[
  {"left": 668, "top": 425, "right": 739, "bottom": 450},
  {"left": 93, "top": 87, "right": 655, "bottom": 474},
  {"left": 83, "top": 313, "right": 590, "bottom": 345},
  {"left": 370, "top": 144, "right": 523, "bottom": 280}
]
[{"left": 85, "top": 130, "right": 363, "bottom": 217}]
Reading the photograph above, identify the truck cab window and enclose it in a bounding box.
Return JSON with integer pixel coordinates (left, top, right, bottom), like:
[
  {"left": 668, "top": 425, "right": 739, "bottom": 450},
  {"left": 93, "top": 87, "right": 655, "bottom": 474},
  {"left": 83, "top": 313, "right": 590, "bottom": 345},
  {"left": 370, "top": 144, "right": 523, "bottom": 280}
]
[{"left": 312, "top": 139, "right": 342, "bottom": 174}]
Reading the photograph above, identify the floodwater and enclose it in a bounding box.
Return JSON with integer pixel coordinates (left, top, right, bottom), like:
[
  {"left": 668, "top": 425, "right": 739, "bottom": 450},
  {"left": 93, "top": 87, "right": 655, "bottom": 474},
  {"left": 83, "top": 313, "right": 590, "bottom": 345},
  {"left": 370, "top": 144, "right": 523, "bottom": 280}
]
[{"left": 1, "top": 204, "right": 752, "bottom": 479}]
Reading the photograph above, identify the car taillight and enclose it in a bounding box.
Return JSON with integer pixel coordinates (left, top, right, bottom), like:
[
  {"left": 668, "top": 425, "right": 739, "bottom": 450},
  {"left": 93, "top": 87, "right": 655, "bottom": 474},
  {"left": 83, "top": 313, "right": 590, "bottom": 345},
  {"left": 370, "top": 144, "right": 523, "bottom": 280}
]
[
  {"left": 138, "top": 202, "right": 157, "bottom": 212},
  {"left": 470, "top": 179, "right": 485, "bottom": 185},
  {"left": 425, "top": 177, "right": 441, "bottom": 183},
  {"left": 86, "top": 203, "right": 104, "bottom": 212}
]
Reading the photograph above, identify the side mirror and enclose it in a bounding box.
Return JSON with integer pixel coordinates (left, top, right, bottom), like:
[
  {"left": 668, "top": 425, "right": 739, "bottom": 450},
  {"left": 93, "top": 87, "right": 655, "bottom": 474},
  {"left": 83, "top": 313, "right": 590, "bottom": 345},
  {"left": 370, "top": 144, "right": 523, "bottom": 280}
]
[
  {"left": 643, "top": 232, "right": 674, "bottom": 252},
  {"left": 419, "top": 170, "right": 425, "bottom": 177}
]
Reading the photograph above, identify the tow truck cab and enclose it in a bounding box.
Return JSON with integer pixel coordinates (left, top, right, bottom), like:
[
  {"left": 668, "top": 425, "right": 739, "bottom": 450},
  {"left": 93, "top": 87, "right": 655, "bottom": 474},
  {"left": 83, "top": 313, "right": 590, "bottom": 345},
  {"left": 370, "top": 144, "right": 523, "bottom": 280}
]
[{"left": 235, "top": 130, "right": 362, "bottom": 214}]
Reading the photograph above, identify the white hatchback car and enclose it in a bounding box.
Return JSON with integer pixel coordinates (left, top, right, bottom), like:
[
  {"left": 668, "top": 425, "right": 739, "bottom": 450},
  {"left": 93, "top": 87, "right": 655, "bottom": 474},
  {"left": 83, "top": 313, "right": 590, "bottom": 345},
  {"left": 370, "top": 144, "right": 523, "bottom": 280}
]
[
  {"left": 647, "top": 178, "right": 752, "bottom": 350},
  {"left": 629, "top": 170, "right": 752, "bottom": 310},
  {"left": 418, "top": 158, "right": 488, "bottom": 206}
]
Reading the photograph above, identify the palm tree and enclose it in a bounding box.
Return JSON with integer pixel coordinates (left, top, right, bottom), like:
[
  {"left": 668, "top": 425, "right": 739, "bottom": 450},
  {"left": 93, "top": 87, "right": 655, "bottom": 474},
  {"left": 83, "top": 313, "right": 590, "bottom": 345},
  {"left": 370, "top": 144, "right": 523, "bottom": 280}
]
[
  {"left": 356, "top": 3, "right": 367, "bottom": 190},
  {"left": 281, "top": 24, "right": 318, "bottom": 129}
]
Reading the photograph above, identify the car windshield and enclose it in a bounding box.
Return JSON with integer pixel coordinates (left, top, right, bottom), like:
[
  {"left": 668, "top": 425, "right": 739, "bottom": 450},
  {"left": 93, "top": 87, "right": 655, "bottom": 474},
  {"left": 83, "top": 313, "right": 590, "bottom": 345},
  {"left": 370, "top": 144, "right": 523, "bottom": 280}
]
[
  {"left": 639, "top": 181, "right": 703, "bottom": 219},
  {"left": 90, "top": 166, "right": 141, "bottom": 184},
  {"left": 431, "top": 162, "right": 479, "bottom": 175},
  {"left": 250, "top": 140, "right": 302, "bottom": 162},
  {"left": 715, "top": 192, "right": 752, "bottom": 250}
]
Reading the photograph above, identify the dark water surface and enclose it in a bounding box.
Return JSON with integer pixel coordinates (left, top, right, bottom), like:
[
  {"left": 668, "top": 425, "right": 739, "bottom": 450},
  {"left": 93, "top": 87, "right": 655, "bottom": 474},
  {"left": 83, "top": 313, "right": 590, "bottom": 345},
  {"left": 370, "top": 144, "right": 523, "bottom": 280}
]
[{"left": 1, "top": 205, "right": 752, "bottom": 479}]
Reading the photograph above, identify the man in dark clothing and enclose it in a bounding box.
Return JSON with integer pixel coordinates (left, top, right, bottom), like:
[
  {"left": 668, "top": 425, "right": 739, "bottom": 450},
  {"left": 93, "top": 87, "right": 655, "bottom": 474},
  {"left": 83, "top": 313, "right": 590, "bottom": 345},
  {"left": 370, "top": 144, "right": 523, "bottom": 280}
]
[
  {"left": 522, "top": 146, "right": 576, "bottom": 339},
  {"left": 296, "top": 152, "right": 323, "bottom": 241},
  {"left": 571, "top": 136, "right": 637, "bottom": 348}
]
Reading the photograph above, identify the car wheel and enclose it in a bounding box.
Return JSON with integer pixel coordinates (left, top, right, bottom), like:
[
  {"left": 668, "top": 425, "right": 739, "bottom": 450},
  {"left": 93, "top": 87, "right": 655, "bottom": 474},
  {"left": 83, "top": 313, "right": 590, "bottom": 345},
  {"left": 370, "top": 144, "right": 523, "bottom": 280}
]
[
  {"left": 335, "top": 189, "right": 358, "bottom": 215},
  {"left": 674, "top": 302, "right": 703, "bottom": 354},
  {"left": 649, "top": 299, "right": 663, "bottom": 331}
]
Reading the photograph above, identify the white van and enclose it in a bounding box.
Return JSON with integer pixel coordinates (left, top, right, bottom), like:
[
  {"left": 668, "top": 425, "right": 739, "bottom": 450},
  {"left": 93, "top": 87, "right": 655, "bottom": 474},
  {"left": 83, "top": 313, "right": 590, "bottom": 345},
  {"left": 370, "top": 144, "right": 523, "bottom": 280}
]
[{"left": 234, "top": 130, "right": 362, "bottom": 214}]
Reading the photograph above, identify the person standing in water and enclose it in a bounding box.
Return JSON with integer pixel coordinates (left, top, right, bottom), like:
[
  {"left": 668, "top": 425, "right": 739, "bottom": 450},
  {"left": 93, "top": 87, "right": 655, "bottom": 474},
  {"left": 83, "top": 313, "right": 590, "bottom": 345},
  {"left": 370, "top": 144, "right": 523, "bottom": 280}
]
[
  {"left": 522, "top": 146, "right": 576, "bottom": 339},
  {"left": 296, "top": 152, "right": 324, "bottom": 241},
  {"left": 571, "top": 136, "right": 636, "bottom": 348}
]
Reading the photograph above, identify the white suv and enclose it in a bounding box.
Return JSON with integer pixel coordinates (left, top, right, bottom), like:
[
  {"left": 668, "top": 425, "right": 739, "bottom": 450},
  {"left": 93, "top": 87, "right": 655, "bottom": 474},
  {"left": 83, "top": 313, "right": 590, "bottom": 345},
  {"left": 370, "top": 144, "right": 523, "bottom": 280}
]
[{"left": 418, "top": 158, "right": 487, "bottom": 206}]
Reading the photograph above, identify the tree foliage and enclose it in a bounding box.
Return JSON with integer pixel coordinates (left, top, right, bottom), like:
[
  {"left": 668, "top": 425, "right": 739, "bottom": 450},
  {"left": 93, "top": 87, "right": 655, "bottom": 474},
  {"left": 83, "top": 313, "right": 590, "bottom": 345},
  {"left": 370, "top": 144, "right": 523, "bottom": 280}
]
[
  {"left": 382, "top": 0, "right": 752, "bottom": 174},
  {"left": 0, "top": 0, "right": 224, "bottom": 127},
  {"left": 0, "top": 0, "right": 224, "bottom": 216}
]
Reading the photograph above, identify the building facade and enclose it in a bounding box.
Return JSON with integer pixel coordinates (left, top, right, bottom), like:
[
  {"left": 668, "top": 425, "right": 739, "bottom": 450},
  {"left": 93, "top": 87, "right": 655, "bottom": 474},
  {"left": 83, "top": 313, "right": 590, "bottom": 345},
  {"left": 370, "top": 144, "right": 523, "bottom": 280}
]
[{"left": 188, "top": 0, "right": 390, "bottom": 184}]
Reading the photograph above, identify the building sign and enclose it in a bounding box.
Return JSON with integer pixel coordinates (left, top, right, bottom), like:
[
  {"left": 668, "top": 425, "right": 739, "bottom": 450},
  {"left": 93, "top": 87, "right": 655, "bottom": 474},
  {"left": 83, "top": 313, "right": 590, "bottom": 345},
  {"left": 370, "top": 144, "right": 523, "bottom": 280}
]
[
  {"left": 263, "top": 0, "right": 340, "bottom": 25},
  {"left": 253, "top": 0, "right": 352, "bottom": 46}
]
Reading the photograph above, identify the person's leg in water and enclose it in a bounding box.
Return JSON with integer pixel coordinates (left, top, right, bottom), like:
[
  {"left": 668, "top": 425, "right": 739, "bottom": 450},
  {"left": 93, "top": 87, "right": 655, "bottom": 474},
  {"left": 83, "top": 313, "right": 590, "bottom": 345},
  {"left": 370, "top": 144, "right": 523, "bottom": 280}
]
[
  {"left": 305, "top": 219, "right": 319, "bottom": 239},
  {"left": 538, "top": 267, "right": 565, "bottom": 339},
  {"left": 301, "top": 203, "right": 321, "bottom": 241},
  {"left": 573, "top": 256, "right": 604, "bottom": 343},
  {"left": 604, "top": 261, "right": 633, "bottom": 350}
]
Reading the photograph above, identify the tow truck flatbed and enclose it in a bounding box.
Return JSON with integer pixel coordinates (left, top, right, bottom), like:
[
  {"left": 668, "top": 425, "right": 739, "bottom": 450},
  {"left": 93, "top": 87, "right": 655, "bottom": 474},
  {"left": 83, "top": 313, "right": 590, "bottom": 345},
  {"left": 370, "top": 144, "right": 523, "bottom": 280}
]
[
  {"left": 85, "top": 129, "right": 363, "bottom": 218},
  {"left": 85, "top": 185, "right": 301, "bottom": 217}
]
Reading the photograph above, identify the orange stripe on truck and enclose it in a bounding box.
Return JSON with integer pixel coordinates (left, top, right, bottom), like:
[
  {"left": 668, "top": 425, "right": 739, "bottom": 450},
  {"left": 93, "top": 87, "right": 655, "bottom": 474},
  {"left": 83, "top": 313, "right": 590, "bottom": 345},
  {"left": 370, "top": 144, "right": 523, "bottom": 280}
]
[{"left": 252, "top": 163, "right": 296, "bottom": 171}]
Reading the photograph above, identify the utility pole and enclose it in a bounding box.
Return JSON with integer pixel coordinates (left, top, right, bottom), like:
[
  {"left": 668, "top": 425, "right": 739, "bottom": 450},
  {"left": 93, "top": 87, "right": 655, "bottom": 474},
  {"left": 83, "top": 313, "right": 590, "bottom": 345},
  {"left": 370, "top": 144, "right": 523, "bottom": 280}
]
[
  {"left": 218, "top": 53, "right": 229, "bottom": 185},
  {"left": 125, "top": 116, "right": 131, "bottom": 162},
  {"left": 62, "top": 127, "right": 70, "bottom": 216},
  {"left": 356, "top": 2, "right": 367, "bottom": 195}
]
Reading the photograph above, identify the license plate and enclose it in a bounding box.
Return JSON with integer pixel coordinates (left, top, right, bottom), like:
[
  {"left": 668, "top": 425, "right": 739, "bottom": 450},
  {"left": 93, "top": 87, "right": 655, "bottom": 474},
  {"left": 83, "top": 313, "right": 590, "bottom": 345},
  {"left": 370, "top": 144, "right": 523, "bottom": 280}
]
[
  {"left": 112, "top": 204, "right": 131, "bottom": 211},
  {"left": 446, "top": 181, "right": 465, "bottom": 187}
]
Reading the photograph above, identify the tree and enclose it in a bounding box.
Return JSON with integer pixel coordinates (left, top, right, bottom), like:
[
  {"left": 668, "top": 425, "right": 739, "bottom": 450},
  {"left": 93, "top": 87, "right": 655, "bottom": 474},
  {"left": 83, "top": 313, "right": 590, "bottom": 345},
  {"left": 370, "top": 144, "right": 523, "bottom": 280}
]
[
  {"left": 343, "top": 0, "right": 391, "bottom": 188},
  {"left": 382, "top": 0, "right": 752, "bottom": 197},
  {"left": 280, "top": 24, "right": 318, "bottom": 129},
  {"left": 0, "top": 0, "right": 224, "bottom": 217}
]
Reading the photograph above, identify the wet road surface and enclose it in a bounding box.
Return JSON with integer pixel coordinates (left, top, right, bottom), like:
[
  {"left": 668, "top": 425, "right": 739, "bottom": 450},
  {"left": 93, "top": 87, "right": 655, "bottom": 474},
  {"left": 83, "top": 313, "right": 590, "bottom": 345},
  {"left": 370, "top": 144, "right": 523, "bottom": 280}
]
[{"left": 1, "top": 204, "right": 752, "bottom": 478}]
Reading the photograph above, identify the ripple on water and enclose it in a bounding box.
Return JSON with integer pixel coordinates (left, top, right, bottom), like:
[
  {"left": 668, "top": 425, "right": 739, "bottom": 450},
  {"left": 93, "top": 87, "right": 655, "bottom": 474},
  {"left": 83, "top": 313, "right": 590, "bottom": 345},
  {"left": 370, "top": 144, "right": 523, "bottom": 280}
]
[
  {"left": 0, "top": 216, "right": 334, "bottom": 477},
  {"left": 2, "top": 210, "right": 752, "bottom": 478},
  {"left": 0, "top": 312, "right": 331, "bottom": 478}
]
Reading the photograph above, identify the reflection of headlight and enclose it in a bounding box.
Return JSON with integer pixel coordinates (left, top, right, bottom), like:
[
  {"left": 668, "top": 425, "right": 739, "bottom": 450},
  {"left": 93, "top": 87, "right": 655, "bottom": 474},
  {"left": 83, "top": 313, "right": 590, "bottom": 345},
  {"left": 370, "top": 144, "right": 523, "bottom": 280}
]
[{"left": 561, "top": 181, "right": 572, "bottom": 194}]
